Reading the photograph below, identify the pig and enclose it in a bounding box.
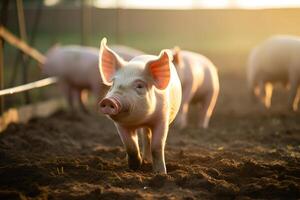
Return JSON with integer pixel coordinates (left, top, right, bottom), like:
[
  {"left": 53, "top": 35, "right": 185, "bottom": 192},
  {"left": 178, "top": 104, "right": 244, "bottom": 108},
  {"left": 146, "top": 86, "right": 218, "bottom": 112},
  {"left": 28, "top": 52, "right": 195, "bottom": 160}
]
[
  {"left": 110, "top": 45, "right": 145, "bottom": 61},
  {"left": 247, "top": 35, "right": 300, "bottom": 111},
  {"left": 172, "top": 47, "right": 219, "bottom": 129},
  {"left": 43, "top": 45, "right": 105, "bottom": 113},
  {"left": 98, "top": 38, "right": 182, "bottom": 174},
  {"left": 43, "top": 45, "right": 144, "bottom": 112}
]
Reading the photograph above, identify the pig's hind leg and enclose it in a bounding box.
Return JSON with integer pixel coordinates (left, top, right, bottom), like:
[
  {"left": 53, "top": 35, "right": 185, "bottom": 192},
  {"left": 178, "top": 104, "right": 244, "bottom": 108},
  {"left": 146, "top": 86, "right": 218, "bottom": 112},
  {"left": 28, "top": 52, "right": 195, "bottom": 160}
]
[
  {"left": 288, "top": 74, "right": 300, "bottom": 111},
  {"left": 60, "top": 81, "right": 75, "bottom": 112},
  {"left": 198, "top": 91, "right": 218, "bottom": 129},
  {"left": 140, "top": 128, "right": 152, "bottom": 163}
]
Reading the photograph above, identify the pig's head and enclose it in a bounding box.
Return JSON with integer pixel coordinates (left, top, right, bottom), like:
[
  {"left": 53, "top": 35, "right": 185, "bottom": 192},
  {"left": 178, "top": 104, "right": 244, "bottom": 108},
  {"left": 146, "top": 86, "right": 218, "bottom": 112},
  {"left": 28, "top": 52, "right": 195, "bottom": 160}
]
[{"left": 98, "top": 38, "right": 173, "bottom": 125}]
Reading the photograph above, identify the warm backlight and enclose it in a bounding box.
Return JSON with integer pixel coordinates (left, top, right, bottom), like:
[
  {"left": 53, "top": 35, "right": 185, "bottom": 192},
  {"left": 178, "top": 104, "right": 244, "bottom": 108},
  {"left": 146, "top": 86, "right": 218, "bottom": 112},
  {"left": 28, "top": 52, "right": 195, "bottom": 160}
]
[{"left": 93, "top": 0, "right": 300, "bottom": 9}]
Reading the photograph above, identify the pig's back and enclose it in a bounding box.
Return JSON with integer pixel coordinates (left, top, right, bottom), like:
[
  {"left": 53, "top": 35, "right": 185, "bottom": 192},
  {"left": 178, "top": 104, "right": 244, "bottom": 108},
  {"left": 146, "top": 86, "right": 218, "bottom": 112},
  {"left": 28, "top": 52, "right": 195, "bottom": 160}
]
[
  {"left": 251, "top": 36, "right": 300, "bottom": 81},
  {"left": 44, "top": 46, "right": 100, "bottom": 87},
  {"left": 181, "top": 51, "right": 218, "bottom": 96},
  {"left": 110, "top": 45, "right": 144, "bottom": 61}
]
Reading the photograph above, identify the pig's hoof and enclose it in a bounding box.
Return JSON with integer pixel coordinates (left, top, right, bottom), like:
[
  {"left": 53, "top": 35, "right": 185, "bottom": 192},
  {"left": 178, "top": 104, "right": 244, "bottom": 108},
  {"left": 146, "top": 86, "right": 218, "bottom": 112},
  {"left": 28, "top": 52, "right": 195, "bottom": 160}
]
[
  {"left": 128, "top": 156, "right": 142, "bottom": 170},
  {"left": 153, "top": 167, "right": 167, "bottom": 174},
  {"left": 142, "top": 157, "right": 152, "bottom": 164},
  {"left": 288, "top": 104, "right": 298, "bottom": 112},
  {"left": 198, "top": 123, "right": 208, "bottom": 129}
]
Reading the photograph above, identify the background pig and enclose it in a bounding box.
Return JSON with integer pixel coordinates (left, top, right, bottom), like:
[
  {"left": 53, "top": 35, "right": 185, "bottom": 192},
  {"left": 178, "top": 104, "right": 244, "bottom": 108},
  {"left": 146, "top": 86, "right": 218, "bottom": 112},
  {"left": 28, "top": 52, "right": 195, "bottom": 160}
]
[
  {"left": 98, "top": 38, "right": 182, "bottom": 173},
  {"left": 43, "top": 45, "right": 105, "bottom": 113},
  {"left": 110, "top": 45, "right": 145, "bottom": 61},
  {"left": 247, "top": 35, "right": 300, "bottom": 111},
  {"left": 172, "top": 47, "right": 219, "bottom": 129},
  {"left": 43, "top": 45, "right": 143, "bottom": 112}
]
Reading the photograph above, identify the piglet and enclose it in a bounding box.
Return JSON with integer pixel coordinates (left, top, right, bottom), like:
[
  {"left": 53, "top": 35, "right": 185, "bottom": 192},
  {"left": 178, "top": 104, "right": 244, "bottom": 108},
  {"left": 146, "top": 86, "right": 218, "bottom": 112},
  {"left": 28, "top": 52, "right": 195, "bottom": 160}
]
[
  {"left": 110, "top": 45, "right": 145, "bottom": 61},
  {"left": 172, "top": 47, "right": 219, "bottom": 129},
  {"left": 247, "top": 36, "right": 300, "bottom": 111},
  {"left": 43, "top": 45, "right": 106, "bottom": 113},
  {"left": 98, "top": 38, "right": 182, "bottom": 173}
]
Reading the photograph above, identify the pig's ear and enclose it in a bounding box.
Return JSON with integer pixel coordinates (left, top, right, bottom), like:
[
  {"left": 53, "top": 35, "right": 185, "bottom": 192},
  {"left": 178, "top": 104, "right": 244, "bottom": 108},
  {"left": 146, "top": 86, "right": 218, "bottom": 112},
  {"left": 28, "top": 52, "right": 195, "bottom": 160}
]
[
  {"left": 172, "top": 46, "right": 182, "bottom": 68},
  {"left": 99, "top": 38, "right": 126, "bottom": 86},
  {"left": 146, "top": 50, "right": 172, "bottom": 90}
]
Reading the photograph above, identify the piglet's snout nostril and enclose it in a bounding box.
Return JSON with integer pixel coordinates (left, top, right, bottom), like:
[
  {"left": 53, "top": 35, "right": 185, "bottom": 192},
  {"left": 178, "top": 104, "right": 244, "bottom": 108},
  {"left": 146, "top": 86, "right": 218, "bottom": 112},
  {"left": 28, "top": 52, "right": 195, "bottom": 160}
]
[{"left": 99, "top": 97, "right": 121, "bottom": 115}]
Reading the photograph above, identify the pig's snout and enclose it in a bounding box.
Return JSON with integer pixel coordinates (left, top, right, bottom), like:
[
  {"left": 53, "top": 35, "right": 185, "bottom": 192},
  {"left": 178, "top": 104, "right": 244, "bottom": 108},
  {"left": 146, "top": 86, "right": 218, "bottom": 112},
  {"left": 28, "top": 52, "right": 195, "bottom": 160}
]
[{"left": 99, "top": 97, "right": 122, "bottom": 115}]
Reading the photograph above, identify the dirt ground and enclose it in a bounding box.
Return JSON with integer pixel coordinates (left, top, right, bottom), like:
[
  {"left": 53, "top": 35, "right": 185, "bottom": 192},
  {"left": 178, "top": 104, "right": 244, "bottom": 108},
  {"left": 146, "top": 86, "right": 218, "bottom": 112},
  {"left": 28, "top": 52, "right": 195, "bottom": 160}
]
[{"left": 1, "top": 69, "right": 300, "bottom": 200}]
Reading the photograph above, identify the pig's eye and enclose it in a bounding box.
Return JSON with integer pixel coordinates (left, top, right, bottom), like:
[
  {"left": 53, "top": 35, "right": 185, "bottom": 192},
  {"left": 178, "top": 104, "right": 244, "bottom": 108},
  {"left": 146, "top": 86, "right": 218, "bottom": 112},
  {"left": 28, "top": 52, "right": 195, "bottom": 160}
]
[
  {"left": 136, "top": 83, "right": 144, "bottom": 89},
  {"left": 134, "top": 80, "right": 147, "bottom": 95}
]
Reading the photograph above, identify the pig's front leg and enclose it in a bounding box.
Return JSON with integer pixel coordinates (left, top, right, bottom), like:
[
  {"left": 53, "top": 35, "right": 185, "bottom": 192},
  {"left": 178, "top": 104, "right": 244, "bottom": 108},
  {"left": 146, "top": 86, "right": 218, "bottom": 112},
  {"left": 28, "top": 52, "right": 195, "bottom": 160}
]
[
  {"left": 263, "top": 83, "right": 273, "bottom": 109},
  {"left": 257, "top": 82, "right": 272, "bottom": 109},
  {"left": 141, "top": 128, "right": 152, "bottom": 163},
  {"left": 116, "top": 124, "right": 142, "bottom": 170},
  {"left": 73, "top": 89, "right": 89, "bottom": 113},
  {"left": 151, "top": 121, "right": 169, "bottom": 174}
]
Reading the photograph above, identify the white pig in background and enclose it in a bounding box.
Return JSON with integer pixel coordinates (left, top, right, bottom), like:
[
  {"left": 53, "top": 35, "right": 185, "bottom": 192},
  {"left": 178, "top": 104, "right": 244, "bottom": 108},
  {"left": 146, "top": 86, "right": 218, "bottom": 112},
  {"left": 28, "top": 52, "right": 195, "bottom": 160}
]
[
  {"left": 98, "top": 38, "right": 182, "bottom": 173},
  {"left": 247, "top": 36, "right": 300, "bottom": 111},
  {"left": 172, "top": 47, "right": 219, "bottom": 129},
  {"left": 43, "top": 45, "right": 144, "bottom": 112},
  {"left": 43, "top": 45, "right": 104, "bottom": 113},
  {"left": 110, "top": 45, "right": 145, "bottom": 61}
]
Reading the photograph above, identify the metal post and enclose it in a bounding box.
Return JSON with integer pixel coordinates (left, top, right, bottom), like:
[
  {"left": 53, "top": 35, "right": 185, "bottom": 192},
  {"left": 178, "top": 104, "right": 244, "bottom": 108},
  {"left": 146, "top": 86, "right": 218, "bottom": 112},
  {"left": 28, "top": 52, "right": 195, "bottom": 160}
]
[{"left": 16, "top": 0, "right": 30, "bottom": 104}]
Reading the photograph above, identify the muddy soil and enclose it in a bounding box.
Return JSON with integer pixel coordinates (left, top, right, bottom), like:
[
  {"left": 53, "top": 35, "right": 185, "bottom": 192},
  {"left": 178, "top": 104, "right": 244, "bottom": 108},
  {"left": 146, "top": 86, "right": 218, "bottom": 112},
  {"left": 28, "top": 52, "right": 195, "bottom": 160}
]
[{"left": 1, "top": 71, "right": 300, "bottom": 200}]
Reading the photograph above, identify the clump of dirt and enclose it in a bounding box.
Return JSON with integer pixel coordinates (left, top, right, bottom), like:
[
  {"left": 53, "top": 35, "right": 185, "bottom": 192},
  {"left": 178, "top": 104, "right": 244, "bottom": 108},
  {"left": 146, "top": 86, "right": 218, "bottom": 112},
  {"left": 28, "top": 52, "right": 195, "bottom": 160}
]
[{"left": 0, "top": 71, "right": 300, "bottom": 199}]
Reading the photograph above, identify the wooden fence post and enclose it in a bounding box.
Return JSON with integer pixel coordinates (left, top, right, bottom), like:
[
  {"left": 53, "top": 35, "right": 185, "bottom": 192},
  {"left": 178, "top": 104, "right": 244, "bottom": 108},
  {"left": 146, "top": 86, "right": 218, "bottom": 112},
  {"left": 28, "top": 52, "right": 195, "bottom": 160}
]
[
  {"left": 81, "top": 0, "right": 91, "bottom": 45},
  {"left": 115, "top": 0, "right": 121, "bottom": 44},
  {"left": 0, "top": 0, "right": 9, "bottom": 114},
  {"left": 16, "top": 0, "right": 30, "bottom": 104},
  {"left": 0, "top": 34, "right": 3, "bottom": 114}
]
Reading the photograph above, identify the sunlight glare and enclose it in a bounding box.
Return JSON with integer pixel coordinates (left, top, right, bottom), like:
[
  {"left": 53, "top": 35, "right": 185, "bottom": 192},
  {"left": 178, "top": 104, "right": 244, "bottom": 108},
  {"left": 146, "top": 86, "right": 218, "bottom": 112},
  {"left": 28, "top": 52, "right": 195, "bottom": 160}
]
[
  {"left": 44, "top": 0, "right": 60, "bottom": 7},
  {"left": 236, "top": 0, "right": 300, "bottom": 9},
  {"left": 93, "top": 0, "right": 300, "bottom": 9}
]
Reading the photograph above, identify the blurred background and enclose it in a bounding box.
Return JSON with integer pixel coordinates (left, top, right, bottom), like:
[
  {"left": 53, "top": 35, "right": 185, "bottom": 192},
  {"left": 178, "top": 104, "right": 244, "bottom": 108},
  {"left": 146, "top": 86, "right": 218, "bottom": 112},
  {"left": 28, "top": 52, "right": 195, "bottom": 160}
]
[
  {"left": 2, "top": 2, "right": 300, "bottom": 198},
  {"left": 2, "top": 0, "right": 300, "bottom": 108}
]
